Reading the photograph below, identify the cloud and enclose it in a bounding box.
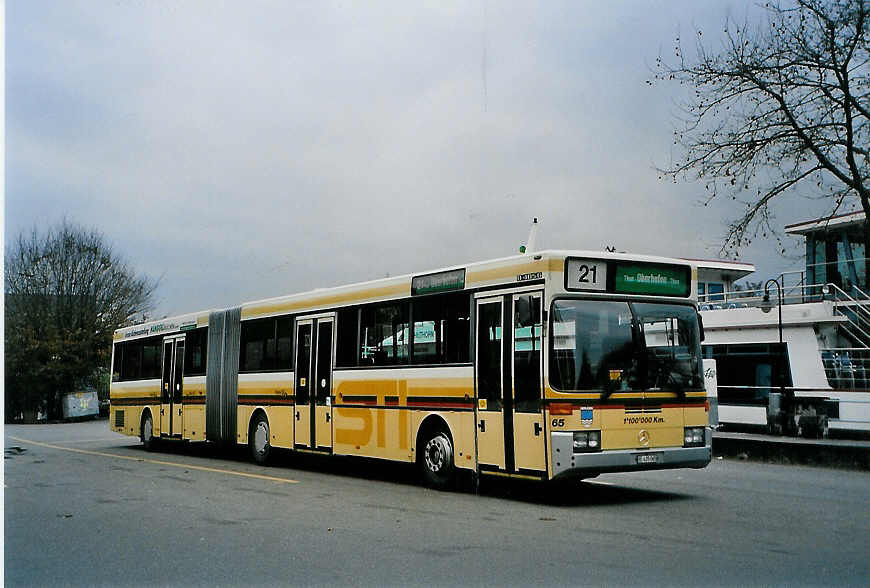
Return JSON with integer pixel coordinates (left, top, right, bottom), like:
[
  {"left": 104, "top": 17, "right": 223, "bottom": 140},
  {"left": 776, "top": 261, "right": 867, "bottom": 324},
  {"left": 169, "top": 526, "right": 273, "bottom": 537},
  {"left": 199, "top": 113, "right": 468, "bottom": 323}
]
[{"left": 7, "top": 1, "right": 816, "bottom": 315}]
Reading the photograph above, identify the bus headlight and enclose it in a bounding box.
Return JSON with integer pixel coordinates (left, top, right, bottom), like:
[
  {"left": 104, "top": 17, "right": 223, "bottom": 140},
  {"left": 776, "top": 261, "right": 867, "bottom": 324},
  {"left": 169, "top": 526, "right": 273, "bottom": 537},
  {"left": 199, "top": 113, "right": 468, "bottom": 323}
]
[
  {"left": 573, "top": 430, "right": 601, "bottom": 452},
  {"left": 683, "top": 427, "right": 705, "bottom": 447}
]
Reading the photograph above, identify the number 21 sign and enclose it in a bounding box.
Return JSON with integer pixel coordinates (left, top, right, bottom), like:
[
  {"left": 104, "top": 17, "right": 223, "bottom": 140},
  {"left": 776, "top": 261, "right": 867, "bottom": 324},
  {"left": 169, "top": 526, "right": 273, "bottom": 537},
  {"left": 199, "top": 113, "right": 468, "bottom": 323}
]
[{"left": 565, "top": 258, "right": 607, "bottom": 291}]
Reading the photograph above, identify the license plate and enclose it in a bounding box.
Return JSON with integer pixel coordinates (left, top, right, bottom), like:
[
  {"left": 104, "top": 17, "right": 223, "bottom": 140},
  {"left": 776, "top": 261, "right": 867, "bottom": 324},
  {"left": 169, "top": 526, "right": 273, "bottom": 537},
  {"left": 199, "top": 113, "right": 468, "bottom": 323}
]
[{"left": 635, "top": 453, "right": 661, "bottom": 465}]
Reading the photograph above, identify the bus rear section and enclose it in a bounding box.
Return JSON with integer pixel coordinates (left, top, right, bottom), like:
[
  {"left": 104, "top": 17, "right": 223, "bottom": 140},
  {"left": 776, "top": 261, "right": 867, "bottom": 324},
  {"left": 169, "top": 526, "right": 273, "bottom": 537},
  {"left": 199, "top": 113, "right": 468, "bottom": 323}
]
[{"left": 547, "top": 297, "right": 712, "bottom": 479}]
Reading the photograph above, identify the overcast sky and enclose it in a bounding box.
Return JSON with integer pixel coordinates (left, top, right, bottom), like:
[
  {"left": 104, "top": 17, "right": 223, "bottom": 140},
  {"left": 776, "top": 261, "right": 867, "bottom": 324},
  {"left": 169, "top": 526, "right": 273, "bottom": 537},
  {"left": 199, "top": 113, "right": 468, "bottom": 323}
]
[{"left": 7, "top": 1, "right": 833, "bottom": 317}]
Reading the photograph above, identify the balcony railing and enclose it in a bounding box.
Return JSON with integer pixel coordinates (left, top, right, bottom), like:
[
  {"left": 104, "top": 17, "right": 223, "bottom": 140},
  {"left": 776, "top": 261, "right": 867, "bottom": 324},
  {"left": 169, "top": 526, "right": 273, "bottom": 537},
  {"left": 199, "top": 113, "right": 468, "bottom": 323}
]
[{"left": 821, "top": 348, "right": 870, "bottom": 390}]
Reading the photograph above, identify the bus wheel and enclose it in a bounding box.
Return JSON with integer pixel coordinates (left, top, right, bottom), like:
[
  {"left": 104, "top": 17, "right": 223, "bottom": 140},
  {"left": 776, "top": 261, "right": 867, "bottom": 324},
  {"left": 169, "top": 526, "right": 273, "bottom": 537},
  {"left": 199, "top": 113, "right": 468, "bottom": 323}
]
[
  {"left": 420, "top": 429, "right": 454, "bottom": 489},
  {"left": 249, "top": 413, "right": 271, "bottom": 465},
  {"left": 141, "top": 411, "right": 156, "bottom": 451}
]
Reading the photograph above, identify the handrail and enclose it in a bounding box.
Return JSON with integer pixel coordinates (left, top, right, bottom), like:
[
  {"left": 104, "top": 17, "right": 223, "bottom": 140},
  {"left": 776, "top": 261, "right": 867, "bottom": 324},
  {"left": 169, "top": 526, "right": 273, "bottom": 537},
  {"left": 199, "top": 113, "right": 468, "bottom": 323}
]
[
  {"left": 825, "top": 284, "right": 870, "bottom": 347},
  {"left": 826, "top": 283, "right": 870, "bottom": 324},
  {"left": 821, "top": 347, "right": 870, "bottom": 352},
  {"left": 839, "top": 324, "right": 870, "bottom": 349},
  {"left": 851, "top": 283, "right": 870, "bottom": 303},
  {"left": 840, "top": 308, "right": 870, "bottom": 337}
]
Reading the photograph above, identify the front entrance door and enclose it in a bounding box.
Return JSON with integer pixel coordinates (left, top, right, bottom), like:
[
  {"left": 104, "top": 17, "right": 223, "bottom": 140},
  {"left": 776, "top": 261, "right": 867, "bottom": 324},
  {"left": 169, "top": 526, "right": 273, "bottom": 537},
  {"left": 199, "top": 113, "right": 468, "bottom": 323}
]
[
  {"left": 294, "top": 315, "right": 335, "bottom": 451},
  {"left": 160, "top": 336, "right": 185, "bottom": 437},
  {"left": 475, "top": 292, "right": 546, "bottom": 475}
]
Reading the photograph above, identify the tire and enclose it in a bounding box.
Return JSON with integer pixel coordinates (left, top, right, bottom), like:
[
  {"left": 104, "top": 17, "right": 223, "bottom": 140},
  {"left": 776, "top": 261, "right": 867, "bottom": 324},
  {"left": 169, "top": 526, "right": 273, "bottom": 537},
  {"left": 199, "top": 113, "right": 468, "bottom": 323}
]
[
  {"left": 419, "top": 428, "right": 455, "bottom": 489},
  {"left": 249, "top": 412, "right": 271, "bottom": 465},
  {"left": 141, "top": 411, "right": 157, "bottom": 451}
]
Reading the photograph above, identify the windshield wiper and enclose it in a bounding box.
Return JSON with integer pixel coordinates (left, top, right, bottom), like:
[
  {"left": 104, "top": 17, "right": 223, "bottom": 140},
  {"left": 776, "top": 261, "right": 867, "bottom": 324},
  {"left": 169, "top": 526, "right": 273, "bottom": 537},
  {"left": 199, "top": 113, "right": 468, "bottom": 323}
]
[{"left": 649, "top": 355, "right": 686, "bottom": 398}]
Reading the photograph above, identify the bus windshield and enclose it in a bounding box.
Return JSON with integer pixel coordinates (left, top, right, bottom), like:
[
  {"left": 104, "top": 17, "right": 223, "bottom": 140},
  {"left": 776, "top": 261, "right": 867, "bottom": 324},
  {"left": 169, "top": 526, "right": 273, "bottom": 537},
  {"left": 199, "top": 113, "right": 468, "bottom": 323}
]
[{"left": 549, "top": 299, "right": 702, "bottom": 395}]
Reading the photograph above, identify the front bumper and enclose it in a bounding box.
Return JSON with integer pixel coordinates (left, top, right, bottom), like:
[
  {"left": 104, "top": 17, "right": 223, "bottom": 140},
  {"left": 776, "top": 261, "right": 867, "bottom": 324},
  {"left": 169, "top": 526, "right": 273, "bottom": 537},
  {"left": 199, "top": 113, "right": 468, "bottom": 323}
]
[{"left": 550, "top": 428, "right": 712, "bottom": 479}]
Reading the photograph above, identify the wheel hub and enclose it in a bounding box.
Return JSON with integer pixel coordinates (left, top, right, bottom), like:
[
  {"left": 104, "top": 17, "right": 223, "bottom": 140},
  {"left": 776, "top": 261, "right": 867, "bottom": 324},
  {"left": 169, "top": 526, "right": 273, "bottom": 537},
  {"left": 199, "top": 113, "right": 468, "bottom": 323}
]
[
  {"left": 254, "top": 423, "right": 268, "bottom": 454},
  {"left": 425, "top": 438, "right": 444, "bottom": 472}
]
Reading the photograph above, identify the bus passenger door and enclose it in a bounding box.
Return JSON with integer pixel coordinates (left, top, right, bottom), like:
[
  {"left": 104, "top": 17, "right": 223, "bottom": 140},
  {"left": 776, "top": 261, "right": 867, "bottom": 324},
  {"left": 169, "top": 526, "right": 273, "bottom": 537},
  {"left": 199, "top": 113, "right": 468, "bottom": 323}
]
[
  {"left": 511, "top": 293, "right": 546, "bottom": 473},
  {"left": 475, "top": 297, "right": 506, "bottom": 469},
  {"left": 313, "top": 317, "right": 334, "bottom": 452},
  {"left": 475, "top": 292, "right": 547, "bottom": 476},
  {"left": 160, "top": 336, "right": 185, "bottom": 438},
  {"left": 172, "top": 339, "right": 185, "bottom": 437},
  {"left": 294, "top": 321, "right": 313, "bottom": 448},
  {"left": 295, "top": 315, "right": 335, "bottom": 452}
]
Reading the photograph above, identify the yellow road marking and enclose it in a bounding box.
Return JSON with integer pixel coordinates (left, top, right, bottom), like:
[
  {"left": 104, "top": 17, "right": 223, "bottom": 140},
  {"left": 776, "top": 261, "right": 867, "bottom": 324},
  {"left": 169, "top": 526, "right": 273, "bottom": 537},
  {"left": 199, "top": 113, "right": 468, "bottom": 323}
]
[
  {"left": 8, "top": 436, "right": 299, "bottom": 485},
  {"left": 37, "top": 437, "right": 129, "bottom": 445}
]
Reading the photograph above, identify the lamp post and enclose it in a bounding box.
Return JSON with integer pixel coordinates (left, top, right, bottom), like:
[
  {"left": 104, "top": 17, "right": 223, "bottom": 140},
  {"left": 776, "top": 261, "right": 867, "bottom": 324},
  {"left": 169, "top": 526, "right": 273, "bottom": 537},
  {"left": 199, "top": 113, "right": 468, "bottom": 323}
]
[
  {"left": 761, "top": 278, "right": 783, "bottom": 346},
  {"left": 761, "top": 278, "right": 787, "bottom": 434}
]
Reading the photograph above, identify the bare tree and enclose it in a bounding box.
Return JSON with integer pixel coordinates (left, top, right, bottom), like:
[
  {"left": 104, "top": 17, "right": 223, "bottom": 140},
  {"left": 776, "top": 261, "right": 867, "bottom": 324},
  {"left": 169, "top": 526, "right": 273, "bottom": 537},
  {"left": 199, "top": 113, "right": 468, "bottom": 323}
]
[
  {"left": 5, "top": 220, "right": 157, "bottom": 422},
  {"left": 655, "top": 0, "right": 870, "bottom": 255},
  {"left": 731, "top": 279, "right": 765, "bottom": 297}
]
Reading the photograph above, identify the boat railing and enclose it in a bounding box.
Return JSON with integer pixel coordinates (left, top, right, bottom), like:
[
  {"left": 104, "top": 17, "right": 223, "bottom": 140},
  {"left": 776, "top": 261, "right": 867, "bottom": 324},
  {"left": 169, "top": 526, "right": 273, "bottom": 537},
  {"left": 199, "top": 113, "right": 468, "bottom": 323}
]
[
  {"left": 820, "top": 348, "right": 870, "bottom": 390},
  {"left": 700, "top": 281, "right": 870, "bottom": 348},
  {"left": 700, "top": 282, "right": 824, "bottom": 308},
  {"left": 778, "top": 257, "right": 870, "bottom": 302},
  {"left": 700, "top": 257, "right": 870, "bottom": 305}
]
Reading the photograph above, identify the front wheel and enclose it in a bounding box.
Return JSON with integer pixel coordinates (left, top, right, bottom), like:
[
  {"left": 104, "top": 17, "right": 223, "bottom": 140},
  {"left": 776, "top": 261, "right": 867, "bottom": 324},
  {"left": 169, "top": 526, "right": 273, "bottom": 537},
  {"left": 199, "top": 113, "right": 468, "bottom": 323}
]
[
  {"left": 420, "top": 429, "right": 455, "bottom": 489},
  {"left": 249, "top": 413, "right": 271, "bottom": 465}
]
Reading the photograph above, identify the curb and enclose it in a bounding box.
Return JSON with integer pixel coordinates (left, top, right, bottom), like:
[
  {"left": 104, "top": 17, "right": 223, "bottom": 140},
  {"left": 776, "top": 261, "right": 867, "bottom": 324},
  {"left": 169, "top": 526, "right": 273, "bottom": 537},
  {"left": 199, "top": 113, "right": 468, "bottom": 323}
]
[{"left": 712, "top": 434, "right": 870, "bottom": 471}]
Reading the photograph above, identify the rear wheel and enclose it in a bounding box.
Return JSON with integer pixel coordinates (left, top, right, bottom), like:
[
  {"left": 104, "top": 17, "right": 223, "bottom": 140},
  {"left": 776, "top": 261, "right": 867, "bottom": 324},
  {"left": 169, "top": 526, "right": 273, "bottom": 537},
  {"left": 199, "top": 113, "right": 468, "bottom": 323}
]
[
  {"left": 249, "top": 413, "right": 271, "bottom": 465},
  {"left": 141, "top": 411, "right": 156, "bottom": 451},
  {"left": 419, "top": 428, "right": 455, "bottom": 489}
]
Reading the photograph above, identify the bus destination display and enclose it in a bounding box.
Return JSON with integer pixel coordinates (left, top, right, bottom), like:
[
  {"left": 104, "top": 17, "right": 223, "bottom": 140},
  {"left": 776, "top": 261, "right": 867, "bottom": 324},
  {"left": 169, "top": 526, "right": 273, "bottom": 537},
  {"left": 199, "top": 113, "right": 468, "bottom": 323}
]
[
  {"left": 565, "top": 258, "right": 690, "bottom": 297},
  {"left": 613, "top": 262, "right": 690, "bottom": 296},
  {"left": 411, "top": 268, "right": 466, "bottom": 296}
]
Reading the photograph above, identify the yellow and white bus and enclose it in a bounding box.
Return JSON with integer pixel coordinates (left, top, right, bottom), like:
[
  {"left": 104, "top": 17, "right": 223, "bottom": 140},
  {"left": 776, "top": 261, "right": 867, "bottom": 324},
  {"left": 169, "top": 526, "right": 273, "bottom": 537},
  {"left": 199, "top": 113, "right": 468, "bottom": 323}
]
[{"left": 109, "top": 250, "right": 711, "bottom": 487}]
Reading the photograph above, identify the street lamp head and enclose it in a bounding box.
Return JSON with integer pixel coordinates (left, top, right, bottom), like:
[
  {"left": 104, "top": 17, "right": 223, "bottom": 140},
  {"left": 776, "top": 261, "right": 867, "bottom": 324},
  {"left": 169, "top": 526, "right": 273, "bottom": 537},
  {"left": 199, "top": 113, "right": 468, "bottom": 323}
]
[{"left": 760, "top": 289, "right": 773, "bottom": 314}]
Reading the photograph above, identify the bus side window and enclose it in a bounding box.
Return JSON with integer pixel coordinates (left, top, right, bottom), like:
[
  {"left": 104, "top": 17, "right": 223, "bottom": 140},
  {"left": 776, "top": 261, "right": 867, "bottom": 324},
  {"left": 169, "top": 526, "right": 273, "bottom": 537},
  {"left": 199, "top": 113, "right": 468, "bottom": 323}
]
[
  {"left": 112, "top": 344, "right": 124, "bottom": 382},
  {"left": 336, "top": 308, "right": 359, "bottom": 368},
  {"left": 184, "top": 327, "right": 209, "bottom": 376},
  {"left": 359, "top": 302, "right": 409, "bottom": 366}
]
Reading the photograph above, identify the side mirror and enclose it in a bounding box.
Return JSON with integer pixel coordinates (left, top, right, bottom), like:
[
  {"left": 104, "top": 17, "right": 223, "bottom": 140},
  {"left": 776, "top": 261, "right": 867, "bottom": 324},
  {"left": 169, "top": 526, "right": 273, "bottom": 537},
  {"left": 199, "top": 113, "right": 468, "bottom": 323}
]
[{"left": 697, "top": 313, "right": 705, "bottom": 342}]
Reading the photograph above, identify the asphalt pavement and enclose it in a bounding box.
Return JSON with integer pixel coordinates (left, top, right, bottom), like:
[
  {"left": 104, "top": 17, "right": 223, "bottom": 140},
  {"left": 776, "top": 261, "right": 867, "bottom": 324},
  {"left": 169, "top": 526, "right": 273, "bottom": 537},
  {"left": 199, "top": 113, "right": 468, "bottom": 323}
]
[{"left": 5, "top": 420, "right": 870, "bottom": 587}]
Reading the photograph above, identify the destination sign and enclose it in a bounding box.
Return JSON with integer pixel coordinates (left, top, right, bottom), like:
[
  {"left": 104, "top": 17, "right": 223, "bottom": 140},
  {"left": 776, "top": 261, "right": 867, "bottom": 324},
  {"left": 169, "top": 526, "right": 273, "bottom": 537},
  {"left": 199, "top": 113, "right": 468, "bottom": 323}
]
[
  {"left": 564, "top": 258, "right": 690, "bottom": 297},
  {"left": 411, "top": 268, "right": 465, "bottom": 296},
  {"left": 123, "top": 319, "right": 198, "bottom": 339},
  {"left": 613, "top": 262, "right": 690, "bottom": 297}
]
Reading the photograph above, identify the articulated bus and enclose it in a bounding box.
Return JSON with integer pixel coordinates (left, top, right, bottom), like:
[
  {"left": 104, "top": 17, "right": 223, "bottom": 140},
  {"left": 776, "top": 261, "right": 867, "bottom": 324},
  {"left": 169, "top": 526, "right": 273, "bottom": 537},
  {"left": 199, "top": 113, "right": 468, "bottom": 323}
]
[{"left": 109, "top": 251, "right": 711, "bottom": 487}]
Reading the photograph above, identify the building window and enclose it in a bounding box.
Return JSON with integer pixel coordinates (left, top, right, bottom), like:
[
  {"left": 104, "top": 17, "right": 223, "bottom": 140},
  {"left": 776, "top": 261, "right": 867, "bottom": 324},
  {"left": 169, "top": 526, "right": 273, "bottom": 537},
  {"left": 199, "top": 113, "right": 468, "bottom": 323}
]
[{"left": 698, "top": 281, "right": 725, "bottom": 302}]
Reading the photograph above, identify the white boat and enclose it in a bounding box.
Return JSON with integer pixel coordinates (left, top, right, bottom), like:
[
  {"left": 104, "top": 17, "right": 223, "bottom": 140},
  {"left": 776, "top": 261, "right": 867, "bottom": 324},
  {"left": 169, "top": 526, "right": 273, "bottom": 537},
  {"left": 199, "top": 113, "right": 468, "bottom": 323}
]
[{"left": 696, "top": 212, "right": 870, "bottom": 438}]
